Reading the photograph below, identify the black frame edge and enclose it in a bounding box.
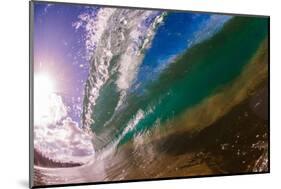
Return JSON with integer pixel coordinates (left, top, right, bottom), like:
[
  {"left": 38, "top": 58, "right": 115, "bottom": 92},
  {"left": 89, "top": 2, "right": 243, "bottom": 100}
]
[{"left": 29, "top": 1, "right": 35, "bottom": 188}]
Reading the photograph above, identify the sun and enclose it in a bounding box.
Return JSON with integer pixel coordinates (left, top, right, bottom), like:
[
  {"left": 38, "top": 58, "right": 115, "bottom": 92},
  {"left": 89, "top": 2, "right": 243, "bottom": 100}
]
[
  {"left": 34, "top": 73, "right": 55, "bottom": 96},
  {"left": 34, "top": 73, "right": 67, "bottom": 126},
  {"left": 34, "top": 73, "right": 55, "bottom": 125}
]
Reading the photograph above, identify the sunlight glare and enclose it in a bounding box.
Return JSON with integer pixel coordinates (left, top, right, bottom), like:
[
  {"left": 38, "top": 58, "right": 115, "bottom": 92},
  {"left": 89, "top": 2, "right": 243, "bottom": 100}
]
[{"left": 34, "top": 73, "right": 67, "bottom": 126}]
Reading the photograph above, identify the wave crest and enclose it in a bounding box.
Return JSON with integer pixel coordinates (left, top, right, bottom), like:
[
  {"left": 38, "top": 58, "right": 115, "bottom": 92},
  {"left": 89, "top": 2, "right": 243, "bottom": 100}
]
[{"left": 80, "top": 8, "right": 165, "bottom": 133}]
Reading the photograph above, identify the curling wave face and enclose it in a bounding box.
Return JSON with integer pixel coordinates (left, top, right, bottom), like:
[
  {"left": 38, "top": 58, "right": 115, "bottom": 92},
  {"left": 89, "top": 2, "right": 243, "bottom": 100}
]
[
  {"left": 80, "top": 8, "right": 232, "bottom": 151},
  {"left": 80, "top": 8, "right": 165, "bottom": 133}
]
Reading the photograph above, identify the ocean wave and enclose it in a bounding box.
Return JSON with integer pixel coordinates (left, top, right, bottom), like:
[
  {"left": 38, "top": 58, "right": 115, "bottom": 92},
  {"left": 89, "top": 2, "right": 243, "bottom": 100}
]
[{"left": 78, "top": 11, "right": 234, "bottom": 152}]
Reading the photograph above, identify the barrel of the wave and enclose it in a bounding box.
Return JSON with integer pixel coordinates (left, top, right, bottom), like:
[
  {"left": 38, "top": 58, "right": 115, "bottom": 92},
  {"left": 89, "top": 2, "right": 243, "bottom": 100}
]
[
  {"left": 130, "top": 16, "right": 267, "bottom": 143},
  {"left": 83, "top": 14, "right": 268, "bottom": 151},
  {"left": 117, "top": 17, "right": 268, "bottom": 146}
]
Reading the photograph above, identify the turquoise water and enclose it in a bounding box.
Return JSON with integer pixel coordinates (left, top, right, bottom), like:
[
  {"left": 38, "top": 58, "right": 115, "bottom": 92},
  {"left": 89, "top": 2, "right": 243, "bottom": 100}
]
[
  {"left": 86, "top": 16, "right": 269, "bottom": 150},
  {"left": 120, "top": 17, "right": 268, "bottom": 146}
]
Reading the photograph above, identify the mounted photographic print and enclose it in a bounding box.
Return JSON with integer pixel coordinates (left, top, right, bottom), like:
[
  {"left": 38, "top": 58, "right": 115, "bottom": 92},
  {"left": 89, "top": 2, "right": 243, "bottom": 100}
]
[{"left": 29, "top": 1, "right": 269, "bottom": 188}]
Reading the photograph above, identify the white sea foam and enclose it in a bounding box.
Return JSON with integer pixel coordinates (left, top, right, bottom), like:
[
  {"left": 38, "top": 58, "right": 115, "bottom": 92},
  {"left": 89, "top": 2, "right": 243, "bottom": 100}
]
[
  {"left": 116, "top": 11, "right": 165, "bottom": 91},
  {"left": 188, "top": 14, "right": 232, "bottom": 47},
  {"left": 96, "top": 104, "right": 156, "bottom": 162},
  {"left": 80, "top": 8, "right": 165, "bottom": 132},
  {"left": 73, "top": 8, "right": 115, "bottom": 60},
  {"left": 91, "top": 109, "right": 146, "bottom": 162}
]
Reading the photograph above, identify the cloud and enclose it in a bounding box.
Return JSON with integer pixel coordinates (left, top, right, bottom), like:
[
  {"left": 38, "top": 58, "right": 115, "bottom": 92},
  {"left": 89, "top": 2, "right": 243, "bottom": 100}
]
[{"left": 34, "top": 92, "right": 94, "bottom": 164}]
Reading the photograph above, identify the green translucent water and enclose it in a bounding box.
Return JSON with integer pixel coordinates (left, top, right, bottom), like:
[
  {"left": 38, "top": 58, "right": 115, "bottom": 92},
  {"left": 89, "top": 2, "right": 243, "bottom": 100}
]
[{"left": 118, "top": 17, "right": 268, "bottom": 145}]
